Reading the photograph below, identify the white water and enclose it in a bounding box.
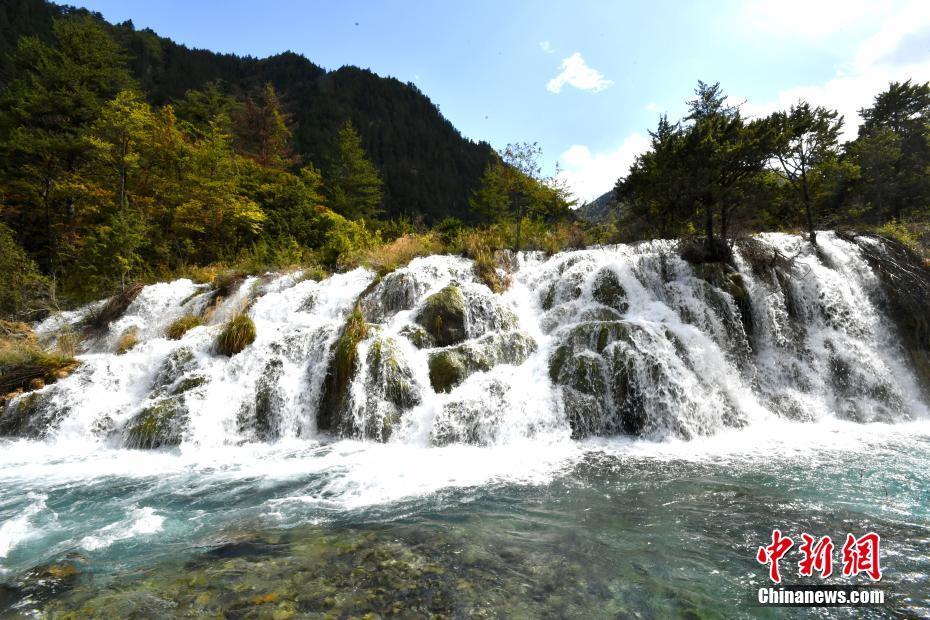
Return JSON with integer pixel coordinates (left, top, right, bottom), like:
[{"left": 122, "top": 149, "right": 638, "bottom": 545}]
[{"left": 1, "top": 232, "right": 928, "bottom": 577}]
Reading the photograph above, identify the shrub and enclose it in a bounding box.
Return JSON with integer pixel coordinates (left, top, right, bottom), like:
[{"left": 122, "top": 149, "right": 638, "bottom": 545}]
[
  {"left": 472, "top": 251, "right": 509, "bottom": 293},
  {"left": 166, "top": 315, "right": 203, "bottom": 340},
  {"left": 0, "top": 222, "right": 54, "bottom": 321},
  {"left": 216, "top": 313, "right": 256, "bottom": 356}
]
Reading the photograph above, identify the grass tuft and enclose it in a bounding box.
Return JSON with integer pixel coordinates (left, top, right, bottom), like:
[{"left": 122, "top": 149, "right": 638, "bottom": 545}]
[
  {"left": 216, "top": 313, "right": 256, "bottom": 357},
  {"left": 115, "top": 327, "right": 139, "bottom": 355},
  {"left": 165, "top": 315, "right": 203, "bottom": 340}
]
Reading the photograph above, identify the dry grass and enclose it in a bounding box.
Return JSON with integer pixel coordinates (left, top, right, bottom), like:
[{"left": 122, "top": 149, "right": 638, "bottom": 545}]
[
  {"left": 0, "top": 341, "right": 78, "bottom": 396},
  {"left": 216, "top": 313, "right": 256, "bottom": 357},
  {"left": 165, "top": 315, "right": 203, "bottom": 340},
  {"left": 115, "top": 326, "right": 139, "bottom": 355},
  {"left": 472, "top": 251, "right": 510, "bottom": 294},
  {"left": 362, "top": 233, "right": 444, "bottom": 275},
  {"left": 83, "top": 283, "right": 144, "bottom": 332}
]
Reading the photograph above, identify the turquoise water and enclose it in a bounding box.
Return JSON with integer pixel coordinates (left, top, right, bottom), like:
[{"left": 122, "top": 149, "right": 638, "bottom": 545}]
[{"left": 2, "top": 418, "right": 928, "bottom": 617}]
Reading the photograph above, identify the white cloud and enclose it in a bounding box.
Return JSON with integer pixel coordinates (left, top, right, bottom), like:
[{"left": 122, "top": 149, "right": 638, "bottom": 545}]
[
  {"left": 737, "top": 1, "right": 930, "bottom": 141},
  {"left": 539, "top": 40, "right": 553, "bottom": 54},
  {"left": 546, "top": 52, "right": 613, "bottom": 94},
  {"left": 556, "top": 133, "right": 651, "bottom": 203},
  {"left": 740, "top": 0, "right": 891, "bottom": 39}
]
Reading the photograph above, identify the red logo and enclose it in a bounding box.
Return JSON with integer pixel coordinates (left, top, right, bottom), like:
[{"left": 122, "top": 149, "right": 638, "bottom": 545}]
[
  {"left": 757, "top": 530, "right": 881, "bottom": 583},
  {"left": 756, "top": 529, "right": 794, "bottom": 583}
]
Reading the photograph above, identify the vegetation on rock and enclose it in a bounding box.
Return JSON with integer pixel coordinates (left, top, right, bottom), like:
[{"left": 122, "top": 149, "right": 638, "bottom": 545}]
[
  {"left": 215, "top": 313, "right": 256, "bottom": 356},
  {"left": 165, "top": 315, "right": 203, "bottom": 340},
  {"left": 416, "top": 285, "right": 466, "bottom": 347}
]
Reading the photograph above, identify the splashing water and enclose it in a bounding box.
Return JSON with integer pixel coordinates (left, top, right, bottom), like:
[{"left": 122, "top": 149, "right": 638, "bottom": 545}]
[{"left": 1, "top": 232, "right": 929, "bottom": 615}]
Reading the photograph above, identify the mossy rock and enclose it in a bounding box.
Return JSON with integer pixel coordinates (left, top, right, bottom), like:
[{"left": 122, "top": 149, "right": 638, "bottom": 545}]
[
  {"left": 238, "top": 359, "right": 284, "bottom": 441},
  {"left": 353, "top": 337, "right": 422, "bottom": 441},
  {"left": 590, "top": 268, "right": 628, "bottom": 313},
  {"left": 318, "top": 304, "right": 369, "bottom": 432},
  {"left": 115, "top": 326, "right": 139, "bottom": 355},
  {"left": 165, "top": 315, "right": 202, "bottom": 340},
  {"left": 692, "top": 262, "right": 753, "bottom": 337},
  {"left": 415, "top": 285, "right": 466, "bottom": 347},
  {"left": 360, "top": 270, "right": 425, "bottom": 322},
  {"left": 125, "top": 396, "right": 188, "bottom": 449},
  {"left": 428, "top": 331, "right": 536, "bottom": 393},
  {"left": 0, "top": 391, "right": 70, "bottom": 439},
  {"left": 152, "top": 347, "right": 197, "bottom": 392},
  {"left": 398, "top": 323, "right": 434, "bottom": 349}
]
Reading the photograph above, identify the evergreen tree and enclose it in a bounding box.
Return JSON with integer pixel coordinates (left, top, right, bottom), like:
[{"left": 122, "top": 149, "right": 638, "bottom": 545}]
[
  {"left": 769, "top": 101, "right": 843, "bottom": 243},
  {"left": 234, "top": 83, "right": 294, "bottom": 168},
  {"left": 325, "top": 120, "right": 383, "bottom": 221}
]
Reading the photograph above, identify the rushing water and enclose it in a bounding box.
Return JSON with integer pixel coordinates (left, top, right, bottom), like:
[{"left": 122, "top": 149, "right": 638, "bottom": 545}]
[{"left": 1, "top": 232, "right": 928, "bottom": 617}]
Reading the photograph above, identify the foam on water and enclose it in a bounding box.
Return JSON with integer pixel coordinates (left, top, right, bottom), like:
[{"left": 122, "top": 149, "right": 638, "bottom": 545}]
[{"left": 1, "top": 232, "right": 928, "bottom": 578}]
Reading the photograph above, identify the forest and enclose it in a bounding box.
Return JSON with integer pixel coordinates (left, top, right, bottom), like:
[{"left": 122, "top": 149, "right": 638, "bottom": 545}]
[{"left": 0, "top": 0, "right": 928, "bottom": 326}]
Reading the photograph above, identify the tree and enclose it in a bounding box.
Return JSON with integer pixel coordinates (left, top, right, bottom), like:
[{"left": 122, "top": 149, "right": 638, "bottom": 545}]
[
  {"left": 0, "top": 15, "right": 131, "bottom": 274},
  {"left": 325, "top": 120, "right": 383, "bottom": 221},
  {"left": 682, "top": 81, "right": 773, "bottom": 253},
  {"left": 850, "top": 80, "right": 930, "bottom": 220},
  {"left": 469, "top": 142, "right": 574, "bottom": 248},
  {"left": 234, "top": 83, "right": 294, "bottom": 168},
  {"left": 769, "top": 101, "right": 843, "bottom": 243},
  {"left": 89, "top": 90, "right": 154, "bottom": 211}
]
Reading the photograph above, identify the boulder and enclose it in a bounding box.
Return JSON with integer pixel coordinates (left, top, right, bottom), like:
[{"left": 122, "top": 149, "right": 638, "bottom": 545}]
[
  {"left": 415, "top": 285, "right": 467, "bottom": 347},
  {"left": 427, "top": 331, "right": 537, "bottom": 393}
]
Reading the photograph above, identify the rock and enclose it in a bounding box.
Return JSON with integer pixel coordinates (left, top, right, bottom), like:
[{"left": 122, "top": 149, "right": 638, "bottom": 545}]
[
  {"left": 692, "top": 262, "right": 753, "bottom": 337},
  {"left": 152, "top": 347, "right": 197, "bottom": 393},
  {"left": 125, "top": 396, "right": 188, "bottom": 449},
  {"left": 0, "top": 391, "right": 70, "bottom": 439},
  {"left": 318, "top": 304, "right": 369, "bottom": 432},
  {"left": 354, "top": 337, "right": 421, "bottom": 440},
  {"left": 238, "top": 358, "right": 284, "bottom": 441},
  {"left": 427, "top": 331, "right": 537, "bottom": 393},
  {"left": 590, "top": 268, "right": 628, "bottom": 313},
  {"left": 360, "top": 270, "right": 426, "bottom": 322},
  {"left": 415, "top": 285, "right": 466, "bottom": 347},
  {"left": 398, "top": 323, "right": 434, "bottom": 349}
]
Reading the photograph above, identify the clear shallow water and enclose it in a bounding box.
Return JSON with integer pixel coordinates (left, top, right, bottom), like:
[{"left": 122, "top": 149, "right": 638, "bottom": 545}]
[
  {"left": 3, "top": 233, "right": 930, "bottom": 616},
  {"left": 2, "top": 418, "right": 928, "bottom": 617}
]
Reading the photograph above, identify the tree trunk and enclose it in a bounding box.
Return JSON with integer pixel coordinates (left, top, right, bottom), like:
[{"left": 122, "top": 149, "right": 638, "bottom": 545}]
[{"left": 801, "top": 179, "right": 816, "bottom": 245}]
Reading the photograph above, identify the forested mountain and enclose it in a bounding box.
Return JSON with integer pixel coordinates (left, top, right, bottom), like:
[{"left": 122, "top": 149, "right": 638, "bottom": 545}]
[{"left": 0, "top": 0, "right": 495, "bottom": 223}]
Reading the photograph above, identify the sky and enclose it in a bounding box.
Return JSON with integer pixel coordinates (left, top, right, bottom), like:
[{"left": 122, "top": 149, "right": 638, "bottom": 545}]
[{"left": 70, "top": 0, "right": 930, "bottom": 203}]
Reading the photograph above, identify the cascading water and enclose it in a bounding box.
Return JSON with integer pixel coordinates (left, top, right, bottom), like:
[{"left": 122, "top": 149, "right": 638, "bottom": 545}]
[{"left": 2, "top": 232, "right": 929, "bottom": 616}]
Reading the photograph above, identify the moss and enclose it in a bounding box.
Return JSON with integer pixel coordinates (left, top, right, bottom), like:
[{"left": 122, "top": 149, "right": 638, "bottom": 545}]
[
  {"left": 692, "top": 262, "right": 753, "bottom": 337},
  {"left": 171, "top": 375, "right": 206, "bottom": 396},
  {"left": 398, "top": 323, "right": 434, "bottom": 349},
  {"left": 0, "top": 390, "right": 70, "bottom": 438},
  {"left": 428, "top": 332, "right": 536, "bottom": 393},
  {"left": 318, "top": 304, "right": 369, "bottom": 432},
  {"left": 216, "top": 314, "right": 256, "bottom": 357},
  {"left": 152, "top": 347, "right": 196, "bottom": 391},
  {"left": 590, "top": 268, "right": 628, "bottom": 313},
  {"left": 428, "top": 350, "right": 469, "bottom": 393},
  {"left": 115, "top": 326, "right": 139, "bottom": 355},
  {"left": 165, "top": 315, "right": 203, "bottom": 340},
  {"left": 125, "top": 396, "right": 188, "bottom": 449},
  {"left": 416, "top": 285, "right": 466, "bottom": 347}
]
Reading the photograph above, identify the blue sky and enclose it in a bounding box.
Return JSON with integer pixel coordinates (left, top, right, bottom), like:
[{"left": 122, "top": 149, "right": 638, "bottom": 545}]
[{"left": 71, "top": 0, "right": 930, "bottom": 201}]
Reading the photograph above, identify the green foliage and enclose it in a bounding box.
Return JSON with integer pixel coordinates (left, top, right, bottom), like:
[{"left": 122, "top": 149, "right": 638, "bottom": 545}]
[
  {"left": 216, "top": 313, "right": 256, "bottom": 357},
  {"left": 0, "top": 222, "right": 53, "bottom": 320},
  {"left": 325, "top": 120, "right": 384, "bottom": 221},
  {"left": 165, "top": 315, "right": 203, "bottom": 340}
]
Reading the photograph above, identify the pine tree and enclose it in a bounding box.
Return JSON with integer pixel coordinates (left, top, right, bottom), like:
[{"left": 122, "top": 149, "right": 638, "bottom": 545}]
[{"left": 325, "top": 120, "right": 383, "bottom": 221}]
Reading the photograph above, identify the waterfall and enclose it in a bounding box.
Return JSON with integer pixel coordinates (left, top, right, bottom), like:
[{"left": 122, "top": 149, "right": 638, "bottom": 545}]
[{"left": 3, "top": 232, "right": 928, "bottom": 448}]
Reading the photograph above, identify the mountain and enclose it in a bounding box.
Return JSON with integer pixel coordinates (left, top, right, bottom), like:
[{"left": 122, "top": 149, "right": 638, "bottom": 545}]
[
  {"left": 0, "top": 0, "right": 496, "bottom": 223},
  {"left": 575, "top": 189, "right": 624, "bottom": 224}
]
